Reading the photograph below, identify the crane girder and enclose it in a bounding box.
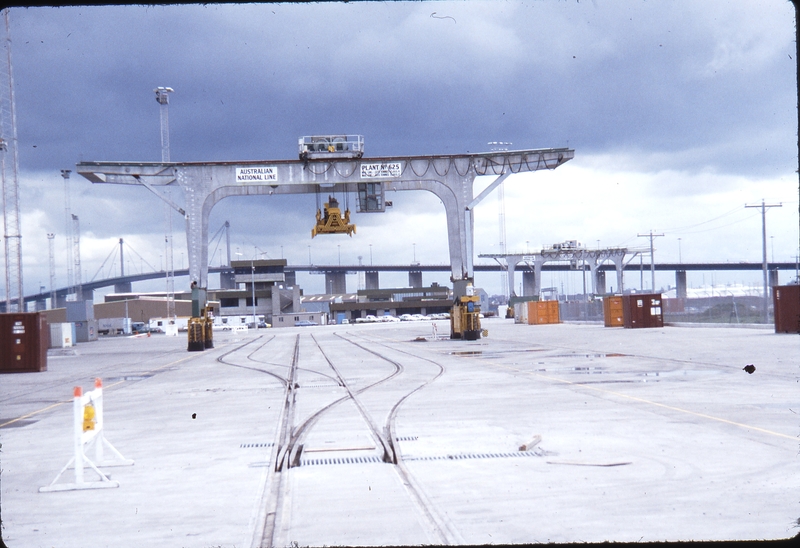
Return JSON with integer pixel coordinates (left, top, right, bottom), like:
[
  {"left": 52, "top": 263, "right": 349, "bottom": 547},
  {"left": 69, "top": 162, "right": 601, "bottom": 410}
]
[{"left": 77, "top": 147, "right": 574, "bottom": 293}]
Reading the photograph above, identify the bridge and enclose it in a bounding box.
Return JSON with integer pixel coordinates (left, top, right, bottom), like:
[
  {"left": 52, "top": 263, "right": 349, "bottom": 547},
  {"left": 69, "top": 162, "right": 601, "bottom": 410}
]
[{"left": 19, "top": 261, "right": 799, "bottom": 308}]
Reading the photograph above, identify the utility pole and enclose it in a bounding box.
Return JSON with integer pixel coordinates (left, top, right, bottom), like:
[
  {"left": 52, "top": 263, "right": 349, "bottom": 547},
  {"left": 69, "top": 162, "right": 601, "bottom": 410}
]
[
  {"left": 637, "top": 231, "right": 664, "bottom": 292},
  {"left": 155, "top": 86, "right": 175, "bottom": 320},
  {"left": 745, "top": 199, "right": 782, "bottom": 323}
]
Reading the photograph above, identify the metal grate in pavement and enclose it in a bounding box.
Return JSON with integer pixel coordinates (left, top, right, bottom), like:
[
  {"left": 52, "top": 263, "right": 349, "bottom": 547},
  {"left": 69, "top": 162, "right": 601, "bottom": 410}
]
[
  {"left": 300, "top": 455, "right": 384, "bottom": 466},
  {"left": 405, "top": 451, "right": 542, "bottom": 462}
]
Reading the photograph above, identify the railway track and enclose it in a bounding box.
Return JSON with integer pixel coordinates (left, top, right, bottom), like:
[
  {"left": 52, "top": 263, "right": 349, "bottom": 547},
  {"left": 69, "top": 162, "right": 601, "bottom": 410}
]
[{"left": 220, "top": 330, "right": 461, "bottom": 547}]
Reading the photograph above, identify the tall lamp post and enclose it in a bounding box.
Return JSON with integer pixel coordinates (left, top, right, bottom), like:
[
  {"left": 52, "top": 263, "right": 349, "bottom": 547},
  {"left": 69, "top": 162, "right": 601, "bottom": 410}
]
[
  {"left": 155, "top": 86, "right": 176, "bottom": 320},
  {"left": 249, "top": 260, "right": 256, "bottom": 327},
  {"left": 236, "top": 252, "right": 257, "bottom": 328}
]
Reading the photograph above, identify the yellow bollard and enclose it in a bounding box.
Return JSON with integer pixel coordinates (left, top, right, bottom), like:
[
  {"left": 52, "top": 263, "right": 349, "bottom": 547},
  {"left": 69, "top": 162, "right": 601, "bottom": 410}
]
[{"left": 83, "top": 403, "right": 96, "bottom": 431}]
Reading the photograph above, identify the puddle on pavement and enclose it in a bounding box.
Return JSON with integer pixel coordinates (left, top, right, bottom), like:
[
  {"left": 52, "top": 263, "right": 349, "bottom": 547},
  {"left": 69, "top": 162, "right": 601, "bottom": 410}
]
[
  {"left": 545, "top": 353, "right": 628, "bottom": 359},
  {"left": 530, "top": 364, "right": 722, "bottom": 383},
  {"left": 449, "top": 348, "right": 548, "bottom": 357},
  {"left": 638, "top": 370, "right": 721, "bottom": 378},
  {"left": 105, "top": 373, "right": 156, "bottom": 382}
]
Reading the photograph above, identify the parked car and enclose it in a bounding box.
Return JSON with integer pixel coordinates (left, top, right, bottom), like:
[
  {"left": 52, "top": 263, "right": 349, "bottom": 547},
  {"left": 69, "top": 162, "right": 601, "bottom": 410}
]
[
  {"left": 295, "top": 320, "right": 317, "bottom": 327},
  {"left": 399, "top": 314, "right": 414, "bottom": 321},
  {"left": 378, "top": 315, "right": 399, "bottom": 322},
  {"left": 248, "top": 321, "right": 270, "bottom": 329}
]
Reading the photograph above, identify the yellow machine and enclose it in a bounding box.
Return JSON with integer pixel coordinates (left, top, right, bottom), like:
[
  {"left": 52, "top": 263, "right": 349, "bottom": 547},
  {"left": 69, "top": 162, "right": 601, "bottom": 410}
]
[
  {"left": 187, "top": 317, "right": 205, "bottom": 352},
  {"left": 187, "top": 307, "right": 214, "bottom": 352},
  {"left": 187, "top": 283, "right": 214, "bottom": 352},
  {"left": 450, "top": 289, "right": 482, "bottom": 340},
  {"left": 312, "top": 196, "right": 356, "bottom": 237}
]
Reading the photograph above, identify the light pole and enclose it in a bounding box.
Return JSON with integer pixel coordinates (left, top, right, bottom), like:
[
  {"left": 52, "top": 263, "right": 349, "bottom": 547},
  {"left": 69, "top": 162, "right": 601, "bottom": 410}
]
[
  {"left": 236, "top": 252, "right": 257, "bottom": 328},
  {"left": 678, "top": 238, "right": 682, "bottom": 264},
  {"left": 770, "top": 235, "right": 774, "bottom": 263},
  {"left": 369, "top": 243, "right": 373, "bottom": 266},
  {"left": 155, "top": 86, "right": 176, "bottom": 320},
  {"left": 337, "top": 244, "right": 341, "bottom": 266},
  {"left": 250, "top": 260, "right": 256, "bottom": 327}
]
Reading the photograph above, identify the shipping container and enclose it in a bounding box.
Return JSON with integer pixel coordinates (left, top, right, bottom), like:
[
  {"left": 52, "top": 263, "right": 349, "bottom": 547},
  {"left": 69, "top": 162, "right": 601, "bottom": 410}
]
[
  {"left": 622, "top": 294, "right": 664, "bottom": 328},
  {"left": 773, "top": 285, "right": 800, "bottom": 334},
  {"left": 74, "top": 320, "right": 99, "bottom": 343},
  {"left": 527, "top": 300, "right": 560, "bottom": 325},
  {"left": 0, "top": 313, "right": 49, "bottom": 373},
  {"left": 49, "top": 322, "right": 75, "bottom": 348},
  {"left": 603, "top": 296, "right": 624, "bottom": 327},
  {"left": 513, "top": 302, "right": 528, "bottom": 324},
  {"left": 65, "top": 300, "right": 94, "bottom": 321}
]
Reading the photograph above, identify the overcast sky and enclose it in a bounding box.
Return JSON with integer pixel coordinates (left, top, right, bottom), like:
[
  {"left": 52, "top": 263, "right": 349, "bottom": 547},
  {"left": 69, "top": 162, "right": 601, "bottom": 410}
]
[{"left": 2, "top": 0, "right": 798, "bottom": 300}]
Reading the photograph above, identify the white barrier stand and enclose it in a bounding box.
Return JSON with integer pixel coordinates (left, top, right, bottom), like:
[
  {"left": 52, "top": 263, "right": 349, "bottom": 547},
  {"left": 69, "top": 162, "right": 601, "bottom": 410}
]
[{"left": 40, "top": 378, "right": 134, "bottom": 493}]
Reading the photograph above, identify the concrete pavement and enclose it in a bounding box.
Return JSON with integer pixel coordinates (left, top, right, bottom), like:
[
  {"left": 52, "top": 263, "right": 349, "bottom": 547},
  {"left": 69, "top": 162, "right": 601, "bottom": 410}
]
[{"left": 1, "top": 320, "right": 798, "bottom": 546}]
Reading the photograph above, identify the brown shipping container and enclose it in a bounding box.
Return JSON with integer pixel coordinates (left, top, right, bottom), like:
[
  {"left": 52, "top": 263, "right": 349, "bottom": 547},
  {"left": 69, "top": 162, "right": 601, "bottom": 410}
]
[
  {"left": 527, "top": 300, "right": 560, "bottom": 325},
  {"left": 773, "top": 285, "right": 800, "bottom": 334},
  {"left": 0, "top": 313, "right": 49, "bottom": 373},
  {"left": 603, "top": 296, "right": 624, "bottom": 327},
  {"left": 622, "top": 294, "right": 664, "bottom": 329}
]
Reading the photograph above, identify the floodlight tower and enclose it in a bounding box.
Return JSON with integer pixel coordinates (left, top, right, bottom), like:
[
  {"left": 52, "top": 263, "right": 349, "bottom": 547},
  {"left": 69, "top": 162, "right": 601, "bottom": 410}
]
[
  {"left": 489, "top": 141, "right": 512, "bottom": 299},
  {"left": 0, "top": 11, "right": 23, "bottom": 312},
  {"left": 47, "top": 233, "right": 56, "bottom": 307},
  {"left": 155, "top": 86, "right": 176, "bottom": 319},
  {"left": 72, "top": 213, "right": 82, "bottom": 300},
  {"left": 224, "top": 220, "right": 231, "bottom": 266},
  {"left": 61, "top": 169, "right": 74, "bottom": 300}
]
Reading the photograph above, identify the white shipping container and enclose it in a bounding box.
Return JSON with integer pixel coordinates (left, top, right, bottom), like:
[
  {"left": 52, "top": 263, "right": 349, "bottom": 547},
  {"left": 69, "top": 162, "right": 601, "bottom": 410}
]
[
  {"left": 49, "top": 323, "right": 74, "bottom": 348},
  {"left": 513, "top": 302, "right": 528, "bottom": 324}
]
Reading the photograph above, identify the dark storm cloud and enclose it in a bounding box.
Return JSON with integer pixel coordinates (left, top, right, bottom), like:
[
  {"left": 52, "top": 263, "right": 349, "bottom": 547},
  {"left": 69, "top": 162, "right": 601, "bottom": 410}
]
[
  {"left": 3, "top": 1, "right": 796, "bottom": 295},
  {"left": 10, "top": 2, "right": 795, "bottom": 173}
]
